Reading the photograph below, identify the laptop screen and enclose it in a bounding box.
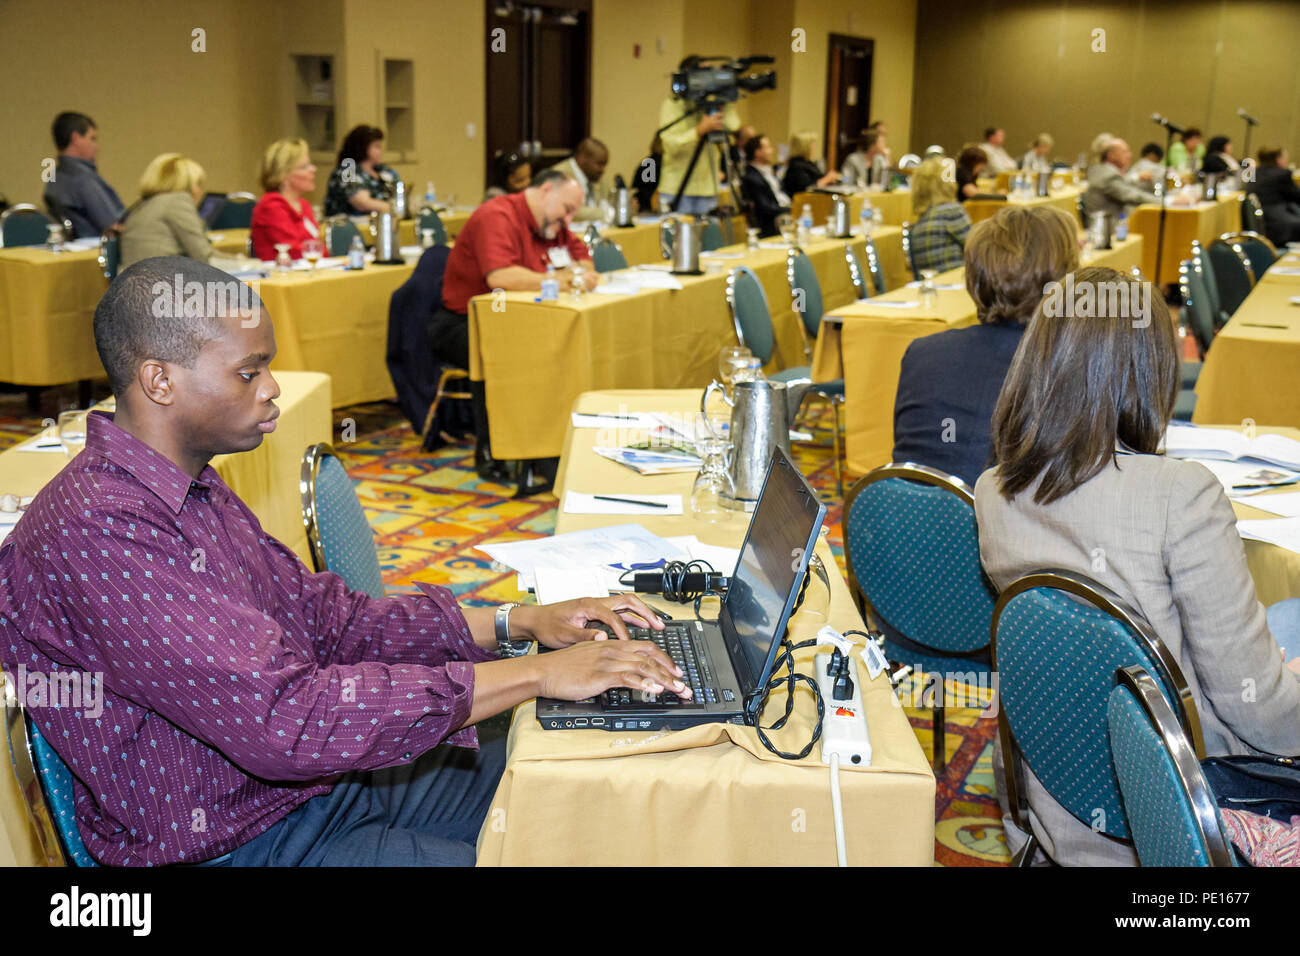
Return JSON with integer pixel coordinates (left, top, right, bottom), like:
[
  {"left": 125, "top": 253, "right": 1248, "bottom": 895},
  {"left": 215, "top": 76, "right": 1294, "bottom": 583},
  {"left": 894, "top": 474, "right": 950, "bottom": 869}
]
[{"left": 718, "top": 448, "right": 826, "bottom": 702}]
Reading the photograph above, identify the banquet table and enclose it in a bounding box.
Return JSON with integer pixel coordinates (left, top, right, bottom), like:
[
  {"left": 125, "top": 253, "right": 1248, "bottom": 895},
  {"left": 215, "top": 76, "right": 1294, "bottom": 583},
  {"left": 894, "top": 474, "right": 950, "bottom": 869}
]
[
  {"left": 1193, "top": 256, "right": 1300, "bottom": 428},
  {"left": 1129, "top": 192, "right": 1241, "bottom": 285},
  {"left": 475, "top": 387, "right": 936, "bottom": 866},
  {"left": 812, "top": 236, "right": 1144, "bottom": 475},
  {"left": 467, "top": 230, "right": 908, "bottom": 461},
  {"left": 0, "top": 245, "right": 107, "bottom": 386},
  {"left": 964, "top": 185, "right": 1084, "bottom": 225},
  {"left": 793, "top": 188, "right": 914, "bottom": 227},
  {"left": 1226, "top": 425, "right": 1300, "bottom": 607}
]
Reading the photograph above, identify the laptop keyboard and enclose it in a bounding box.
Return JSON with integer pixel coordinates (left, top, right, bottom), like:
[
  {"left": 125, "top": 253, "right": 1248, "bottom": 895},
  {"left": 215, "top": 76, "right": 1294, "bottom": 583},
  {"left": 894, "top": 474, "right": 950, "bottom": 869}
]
[{"left": 597, "top": 623, "right": 720, "bottom": 707}]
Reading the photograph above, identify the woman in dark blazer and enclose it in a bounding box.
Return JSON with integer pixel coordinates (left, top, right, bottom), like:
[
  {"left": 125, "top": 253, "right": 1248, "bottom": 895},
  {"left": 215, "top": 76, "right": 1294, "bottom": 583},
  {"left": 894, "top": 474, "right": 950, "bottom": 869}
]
[
  {"left": 1249, "top": 146, "right": 1300, "bottom": 245},
  {"left": 780, "top": 130, "right": 840, "bottom": 197}
]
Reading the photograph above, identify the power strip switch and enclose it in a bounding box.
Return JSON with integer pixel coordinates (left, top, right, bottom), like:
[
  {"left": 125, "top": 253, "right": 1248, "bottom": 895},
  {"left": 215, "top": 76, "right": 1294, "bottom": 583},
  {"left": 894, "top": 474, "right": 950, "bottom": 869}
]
[{"left": 815, "top": 652, "right": 872, "bottom": 767}]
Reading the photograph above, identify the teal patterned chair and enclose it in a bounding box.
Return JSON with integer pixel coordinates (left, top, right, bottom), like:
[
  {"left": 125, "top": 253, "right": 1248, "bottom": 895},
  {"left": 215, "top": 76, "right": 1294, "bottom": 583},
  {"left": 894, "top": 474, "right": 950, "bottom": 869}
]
[
  {"left": 844, "top": 244, "right": 871, "bottom": 299},
  {"left": 591, "top": 237, "right": 628, "bottom": 273},
  {"left": 842, "top": 463, "right": 995, "bottom": 771},
  {"left": 2, "top": 670, "right": 98, "bottom": 865},
  {"left": 785, "top": 248, "right": 845, "bottom": 493},
  {"left": 1220, "top": 230, "right": 1276, "bottom": 284},
  {"left": 1107, "top": 665, "right": 1234, "bottom": 867},
  {"left": 324, "top": 216, "right": 364, "bottom": 257},
  {"left": 0, "top": 203, "right": 59, "bottom": 247},
  {"left": 700, "top": 218, "right": 725, "bottom": 252},
  {"left": 417, "top": 206, "right": 447, "bottom": 246},
  {"left": 862, "top": 237, "right": 888, "bottom": 294},
  {"left": 209, "top": 191, "right": 257, "bottom": 231},
  {"left": 992, "top": 570, "right": 1205, "bottom": 865},
  {"left": 1206, "top": 238, "right": 1254, "bottom": 316},
  {"left": 300, "top": 443, "right": 385, "bottom": 598}
]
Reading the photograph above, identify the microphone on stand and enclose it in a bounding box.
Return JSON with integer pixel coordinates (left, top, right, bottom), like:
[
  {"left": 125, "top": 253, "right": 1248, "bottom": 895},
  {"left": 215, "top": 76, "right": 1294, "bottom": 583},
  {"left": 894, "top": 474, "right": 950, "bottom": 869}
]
[
  {"left": 1152, "top": 113, "right": 1186, "bottom": 135},
  {"left": 1238, "top": 108, "right": 1260, "bottom": 126}
]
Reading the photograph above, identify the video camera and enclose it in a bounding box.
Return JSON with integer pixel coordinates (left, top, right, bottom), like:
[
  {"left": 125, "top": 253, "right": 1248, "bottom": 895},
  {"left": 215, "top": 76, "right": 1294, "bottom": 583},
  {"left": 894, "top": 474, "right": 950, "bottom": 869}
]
[{"left": 671, "top": 55, "right": 777, "bottom": 112}]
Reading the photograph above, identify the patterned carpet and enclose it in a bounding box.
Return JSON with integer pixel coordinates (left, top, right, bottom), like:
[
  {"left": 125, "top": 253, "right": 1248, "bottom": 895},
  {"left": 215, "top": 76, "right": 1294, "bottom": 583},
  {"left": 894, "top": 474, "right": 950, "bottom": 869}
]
[{"left": 0, "top": 384, "right": 1007, "bottom": 866}]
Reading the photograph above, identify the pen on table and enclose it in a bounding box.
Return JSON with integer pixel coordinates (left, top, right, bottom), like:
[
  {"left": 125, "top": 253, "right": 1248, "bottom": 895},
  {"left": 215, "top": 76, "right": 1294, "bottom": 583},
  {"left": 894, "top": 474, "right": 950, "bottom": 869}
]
[
  {"left": 1232, "top": 478, "right": 1300, "bottom": 490},
  {"left": 590, "top": 414, "right": 642, "bottom": 421},
  {"left": 592, "top": 494, "right": 670, "bottom": 509}
]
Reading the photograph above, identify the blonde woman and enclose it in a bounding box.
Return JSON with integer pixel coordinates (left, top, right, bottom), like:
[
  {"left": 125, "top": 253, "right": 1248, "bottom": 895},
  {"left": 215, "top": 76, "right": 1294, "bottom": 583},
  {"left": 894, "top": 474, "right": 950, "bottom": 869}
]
[
  {"left": 908, "top": 156, "right": 971, "bottom": 274},
  {"left": 250, "top": 137, "right": 319, "bottom": 260},
  {"left": 780, "top": 130, "right": 840, "bottom": 196},
  {"left": 118, "top": 153, "right": 213, "bottom": 269},
  {"left": 1020, "top": 133, "right": 1053, "bottom": 173}
]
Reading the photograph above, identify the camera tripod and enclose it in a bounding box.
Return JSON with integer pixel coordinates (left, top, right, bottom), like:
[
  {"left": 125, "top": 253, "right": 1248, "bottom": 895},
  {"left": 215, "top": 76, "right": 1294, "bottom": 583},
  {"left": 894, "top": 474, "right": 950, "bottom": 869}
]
[{"left": 657, "top": 101, "right": 749, "bottom": 221}]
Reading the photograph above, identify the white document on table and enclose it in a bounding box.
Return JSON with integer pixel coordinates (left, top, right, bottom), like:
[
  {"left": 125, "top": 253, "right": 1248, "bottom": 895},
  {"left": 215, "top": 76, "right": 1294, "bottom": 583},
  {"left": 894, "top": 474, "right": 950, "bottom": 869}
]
[
  {"left": 533, "top": 567, "right": 610, "bottom": 604},
  {"left": 664, "top": 535, "right": 742, "bottom": 575},
  {"left": 866, "top": 298, "right": 921, "bottom": 309},
  {"left": 1237, "top": 516, "right": 1300, "bottom": 553},
  {"left": 591, "top": 282, "right": 641, "bottom": 295},
  {"left": 905, "top": 280, "right": 965, "bottom": 290},
  {"left": 13, "top": 431, "right": 65, "bottom": 453},
  {"left": 700, "top": 251, "right": 745, "bottom": 259},
  {"left": 563, "top": 491, "right": 684, "bottom": 516},
  {"left": 571, "top": 412, "right": 658, "bottom": 429},
  {"left": 1192, "top": 459, "right": 1300, "bottom": 498},
  {"left": 1241, "top": 491, "right": 1300, "bottom": 518},
  {"left": 479, "top": 523, "right": 688, "bottom": 581},
  {"left": 620, "top": 268, "right": 683, "bottom": 290},
  {"left": 1269, "top": 266, "right": 1300, "bottom": 276}
]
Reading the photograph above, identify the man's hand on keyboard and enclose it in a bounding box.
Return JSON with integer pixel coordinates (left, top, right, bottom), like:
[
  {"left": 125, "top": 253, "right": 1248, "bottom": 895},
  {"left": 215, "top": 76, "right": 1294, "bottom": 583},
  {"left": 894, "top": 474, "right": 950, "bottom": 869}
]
[
  {"left": 531, "top": 639, "right": 692, "bottom": 702},
  {"left": 514, "top": 594, "right": 666, "bottom": 648}
]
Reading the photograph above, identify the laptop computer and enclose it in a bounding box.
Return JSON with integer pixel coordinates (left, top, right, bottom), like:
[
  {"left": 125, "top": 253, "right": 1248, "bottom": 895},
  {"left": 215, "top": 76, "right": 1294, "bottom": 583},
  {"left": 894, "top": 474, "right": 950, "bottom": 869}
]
[
  {"left": 197, "top": 192, "right": 229, "bottom": 228},
  {"left": 536, "top": 446, "right": 827, "bottom": 732}
]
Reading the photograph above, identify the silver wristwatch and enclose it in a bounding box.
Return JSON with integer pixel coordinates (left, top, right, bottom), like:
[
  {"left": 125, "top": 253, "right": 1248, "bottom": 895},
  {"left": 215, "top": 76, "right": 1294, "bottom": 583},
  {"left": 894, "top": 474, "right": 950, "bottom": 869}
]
[{"left": 494, "top": 603, "right": 532, "bottom": 657}]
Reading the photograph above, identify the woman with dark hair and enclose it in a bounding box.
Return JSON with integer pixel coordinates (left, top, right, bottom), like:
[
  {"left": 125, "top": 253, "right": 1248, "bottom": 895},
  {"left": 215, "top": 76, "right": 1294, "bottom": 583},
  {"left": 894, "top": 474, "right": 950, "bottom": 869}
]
[
  {"left": 483, "top": 149, "right": 532, "bottom": 202},
  {"left": 976, "top": 265, "right": 1300, "bottom": 866},
  {"left": 954, "top": 146, "right": 987, "bottom": 202},
  {"left": 1201, "top": 135, "right": 1238, "bottom": 175},
  {"left": 1248, "top": 146, "right": 1300, "bottom": 245},
  {"left": 324, "top": 124, "right": 395, "bottom": 216}
]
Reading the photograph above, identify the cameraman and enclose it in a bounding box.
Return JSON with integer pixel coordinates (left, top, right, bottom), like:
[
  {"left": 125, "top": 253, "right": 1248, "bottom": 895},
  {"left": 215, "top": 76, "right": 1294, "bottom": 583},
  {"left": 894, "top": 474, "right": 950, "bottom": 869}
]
[{"left": 658, "top": 84, "right": 740, "bottom": 216}]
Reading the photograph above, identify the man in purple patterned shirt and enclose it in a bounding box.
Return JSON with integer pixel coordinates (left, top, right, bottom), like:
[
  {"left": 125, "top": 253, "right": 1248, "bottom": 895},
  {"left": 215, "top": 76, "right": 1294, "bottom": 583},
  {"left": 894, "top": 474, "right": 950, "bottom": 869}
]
[{"left": 0, "top": 257, "right": 685, "bottom": 866}]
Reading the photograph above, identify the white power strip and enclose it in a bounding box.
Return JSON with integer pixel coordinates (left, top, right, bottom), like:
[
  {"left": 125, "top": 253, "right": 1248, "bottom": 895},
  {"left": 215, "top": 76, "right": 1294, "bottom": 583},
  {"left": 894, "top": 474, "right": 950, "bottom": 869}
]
[{"left": 814, "top": 652, "right": 872, "bottom": 768}]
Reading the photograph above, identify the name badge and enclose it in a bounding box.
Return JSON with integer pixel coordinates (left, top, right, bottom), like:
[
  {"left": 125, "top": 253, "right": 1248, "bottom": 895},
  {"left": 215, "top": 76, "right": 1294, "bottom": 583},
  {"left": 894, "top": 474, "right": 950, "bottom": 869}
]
[{"left": 547, "top": 246, "right": 572, "bottom": 268}]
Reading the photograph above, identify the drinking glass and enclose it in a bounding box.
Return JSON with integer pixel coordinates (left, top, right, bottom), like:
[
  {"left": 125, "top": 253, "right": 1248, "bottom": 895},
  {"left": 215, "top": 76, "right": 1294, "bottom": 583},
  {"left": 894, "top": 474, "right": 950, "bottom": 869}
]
[
  {"left": 746, "top": 227, "right": 760, "bottom": 251},
  {"left": 918, "top": 269, "right": 938, "bottom": 309},
  {"left": 274, "top": 243, "right": 292, "bottom": 272},
  {"left": 57, "top": 410, "right": 87, "bottom": 458},
  {"left": 570, "top": 262, "right": 587, "bottom": 300},
  {"left": 718, "top": 345, "right": 751, "bottom": 386},
  {"left": 46, "top": 223, "right": 64, "bottom": 255},
  {"left": 302, "top": 238, "right": 323, "bottom": 271},
  {"left": 691, "top": 437, "right": 735, "bottom": 522}
]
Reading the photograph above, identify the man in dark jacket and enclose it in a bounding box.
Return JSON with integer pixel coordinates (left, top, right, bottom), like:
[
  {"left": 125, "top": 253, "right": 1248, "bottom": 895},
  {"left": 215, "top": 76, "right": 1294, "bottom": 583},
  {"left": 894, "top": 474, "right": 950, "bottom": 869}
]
[
  {"left": 1248, "top": 147, "right": 1300, "bottom": 246},
  {"left": 740, "top": 134, "right": 789, "bottom": 237}
]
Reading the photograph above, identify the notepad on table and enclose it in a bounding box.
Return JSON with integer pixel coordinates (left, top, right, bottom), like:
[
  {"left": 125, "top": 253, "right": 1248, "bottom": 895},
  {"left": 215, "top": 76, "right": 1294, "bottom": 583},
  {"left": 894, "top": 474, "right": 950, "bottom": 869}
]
[{"left": 563, "top": 491, "right": 684, "bottom": 515}]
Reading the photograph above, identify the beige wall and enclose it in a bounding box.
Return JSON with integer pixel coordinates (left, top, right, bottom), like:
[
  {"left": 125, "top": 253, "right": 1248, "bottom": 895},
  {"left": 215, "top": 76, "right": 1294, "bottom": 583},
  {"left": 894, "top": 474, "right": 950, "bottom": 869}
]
[
  {"left": 912, "top": 0, "right": 1300, "bottom": 164},
  {"left": 0, "top": 0, "right": 918, "bottom": 217}
]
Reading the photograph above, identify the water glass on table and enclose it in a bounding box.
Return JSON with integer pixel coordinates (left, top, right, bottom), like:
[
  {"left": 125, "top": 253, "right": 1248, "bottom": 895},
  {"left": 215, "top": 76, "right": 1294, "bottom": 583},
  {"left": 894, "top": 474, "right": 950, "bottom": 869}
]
[
  {"left": 918, "top": 269, "right": 938, "bottom": 309},
  {"left": 57, "top": 410, "right": 87, "bottom": 458},
  {"left": 302, "top": 238, "right": 323, "bottom": 271},
  {"left": 274, "top": 243, "right": 293, "bottom": 272}
]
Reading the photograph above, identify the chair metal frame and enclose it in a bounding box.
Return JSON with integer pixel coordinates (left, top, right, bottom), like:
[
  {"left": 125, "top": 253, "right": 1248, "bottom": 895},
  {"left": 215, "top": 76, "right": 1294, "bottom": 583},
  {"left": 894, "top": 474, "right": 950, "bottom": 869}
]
[
  {"left": 1208, "top": 235, "right": 1257, "bottom": 288},
  {"left": 1, "top": 670, "right": 69, "bottom": 865},
  {"left": 0, "top": 203, "right": 67, "bottom": 248},
  {"left": 1241, "top": 193, "right": 1266, "bottom": 234},
  {"left": 991, "top": 568, "right": 1205, "bottom": 865},
  {"left": 842, "top": 462, "right": 989, "bottom": 771},
  {"left": 1218, "top": 229, "right": 1276, "bottom": 282},
  {"left": 724, "top": 265, "right": 774, "bottom": 362},
  {"left": 420, "top": 367, "right": 472, "bottom": 443},
  {"left": 784, "top": 246, "right": 845, "bottom": 495},
  {"left": 844, "top": 244, "right": 869, "bottom": 299},
  {"left": 1189, "top": 239, "right": 1227, "bottom": 327},
  {"left": 1111, "top": 665, "right": 1234, "bottom": 868},
  {"left": 900, "top": 220, "right": 919, "bottom": 281},
  {"left": 659, "top": 215, "right": 678, "bottom": 259},
  {"left": 862, "top": 236, "right": 886, "bottom": 294},
  {"left": 299, "top": 441, "right": 337, "bottom": 575},
  {"left": 1179, "top": 258, "right": 1216, "bottom": 358}
]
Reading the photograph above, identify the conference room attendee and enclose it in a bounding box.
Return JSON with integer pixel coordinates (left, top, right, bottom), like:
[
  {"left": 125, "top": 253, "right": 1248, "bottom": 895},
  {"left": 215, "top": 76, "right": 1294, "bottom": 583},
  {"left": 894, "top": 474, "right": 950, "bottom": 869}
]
[
  {"left": 1167, "top": 127, "right": 1204, "bottom": 173},
  {"left": 633, "top": 135, "right": 662, "bottom": 212},
  {"left": 841, "top": 129, "right": 888, "bottom": 186},
  {"left": 954, "top": 146, "right": 987, "bottom": 202},
  {"left": 740, "top": 134, "right": 790, "bottom": 238},
  {"left": 0, "top": 256, "right": 679, "bottom": 866},
  {"left": 781, "top": 130, "right": 840, "bottom": 196},
  {"left": 556, "top": 137, "right": 611, "bottom": 221},
  {"left": 980, "top": 127, "right": 1017, "bottom": 176},
  {"left": 324, "top": 124, "right": 395, "bottom": 217},
  {"left": 657, "top": 63, "right": 740, "bottom": 216},
  {"left": 730, "top": 124, "right": 757, "bottom": 173},
  {"left": 433, "top": 169, "right": 595, "bottom": 480},
  {"left": 1088, "top": 131, "right": 1115, "bottom": 167},
  {"left": 1083, "top": 139, "right": 1155, "bottom": 221},
  {"left": 868, "top": 120, "right": 892, "bottom": 165},
  {"left": 976, "top": 264, "right": 1300, "bottom": 866},
  {"left": 906, "top": 157, "right": 972, "bottom": 276},
  {"left": 1127, "top": 142, "right": 1165, "bottom": 184},
  {"left": 1201, "top": 136, "right": 1239, "bottom": 175},
  {"left": 892, "top": 205, "right": 1078, "bottom": 487},
  {"left": 249, "top": 137, "right": 320, "bottom": 261},
  {"left": 42, "top": 111, "right": 125, "bottom": 238},
  {"left": 1248, "top": 146, "right": 1300, "bottom": 246},
  {"left": 118, "top": 153, "right": 213, "bottom": 270},
  {"left": 483, "top": 148, "right": 532, "bottom": 202},
  {"left": 1020, "top": 133, "right": 1053, "bottom": 173}
]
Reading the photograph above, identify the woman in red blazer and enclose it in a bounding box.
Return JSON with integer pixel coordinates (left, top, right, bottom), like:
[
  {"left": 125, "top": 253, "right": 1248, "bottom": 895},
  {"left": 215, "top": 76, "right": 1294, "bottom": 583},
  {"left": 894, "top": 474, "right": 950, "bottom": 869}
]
[{"left": 250, "top": 137, "right": 320, "bottom": 260}]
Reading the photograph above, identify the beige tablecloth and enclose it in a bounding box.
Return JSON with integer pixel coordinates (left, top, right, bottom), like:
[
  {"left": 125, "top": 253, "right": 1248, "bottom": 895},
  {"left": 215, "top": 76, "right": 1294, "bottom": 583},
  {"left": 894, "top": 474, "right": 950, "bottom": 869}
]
[
  {"left": 0, "top": 246, "right": 106, "bottom": 386},
  {"left": 1193, "top": 263, "right": 1300, "bottom": 428},
  {"left": 467, "top": 231, "right": 907, "bottom": 461},
  {"left": 964, "top": 186, "right": 1084, "bottom": 226},
  {"left": 475, "top": 388, "right": 936, "bottom": 866},
  {"left": 814, "top": 237, "right": 1144, "bottom": 474},
  {"left": 1130, "top": 192, "right": 1241, "bottom": 285},
  {"left": 793, "top": 189, "right": 914, "bottom": 227}
]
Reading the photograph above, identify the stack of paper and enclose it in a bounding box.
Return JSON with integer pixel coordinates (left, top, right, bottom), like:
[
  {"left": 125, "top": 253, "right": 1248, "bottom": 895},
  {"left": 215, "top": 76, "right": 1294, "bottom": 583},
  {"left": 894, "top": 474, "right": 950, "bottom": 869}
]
[
  {"left": 591, "top": 446, "right": 701, "bottom": 475},
  {"left": 1238, "top": 516, "right": 1300, "bottom": 554},
  {"left": 1164, "top": 424, "right": 1300, "bottom": 470}
]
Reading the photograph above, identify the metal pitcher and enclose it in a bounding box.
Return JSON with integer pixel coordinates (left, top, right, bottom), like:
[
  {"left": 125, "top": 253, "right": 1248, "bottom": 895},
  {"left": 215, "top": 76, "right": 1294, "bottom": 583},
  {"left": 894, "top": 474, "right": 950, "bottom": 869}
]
[
  {"left": 666, "top": 218, "right": 701, "bottom": 274},
  {"left": 392, "top": 180, "right": 409, "bottom": 219},
  {"left": 702, "top": 378, "right": 812, "bottom": 504},
  {"left": 615, "top": 186, "right": 634, "bottom": 227},
  {"left": 830, "top": 194, "right": 852, "bottom": 238},
  {"left": 370, "top": 210, "right": 402, "bottom": 263},
  {"left": 1036, "top": 169, "right": 1051, "bottom": 198}
]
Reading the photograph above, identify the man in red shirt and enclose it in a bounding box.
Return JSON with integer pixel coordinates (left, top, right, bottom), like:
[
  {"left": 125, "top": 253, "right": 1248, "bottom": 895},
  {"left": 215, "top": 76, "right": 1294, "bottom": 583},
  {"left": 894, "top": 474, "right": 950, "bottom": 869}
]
[{"left": 433, "top": 168, "right": 596, "bottom": 480}]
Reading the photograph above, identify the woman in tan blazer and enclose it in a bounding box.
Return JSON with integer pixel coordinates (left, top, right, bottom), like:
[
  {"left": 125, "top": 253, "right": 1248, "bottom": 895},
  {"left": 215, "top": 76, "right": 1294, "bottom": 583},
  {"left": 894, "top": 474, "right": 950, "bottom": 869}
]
[
  {"left": 975, "top": 265, "right": 1300, "bottom": 866},
  {"left": 119, "top": 153, "right": 212, "bottom": 269}
]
